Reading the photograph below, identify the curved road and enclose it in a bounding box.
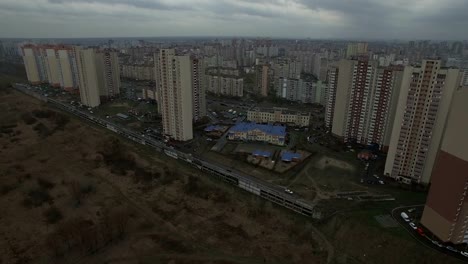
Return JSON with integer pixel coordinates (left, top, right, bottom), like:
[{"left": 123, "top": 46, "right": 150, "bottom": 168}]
[{"left": 392, "top": 205, "right": 468, "bottom": 263}]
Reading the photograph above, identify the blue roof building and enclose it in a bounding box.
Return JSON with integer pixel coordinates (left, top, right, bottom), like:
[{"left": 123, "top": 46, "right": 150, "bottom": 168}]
[
  {"left": 252, "top": 150, "right": 272, "bottom": 158},
  {"left": 281, "top": 152, "right": 302, "bottom": 162},
  {"left": 227, "top": 122, "right": 286, "bottom": 146}
]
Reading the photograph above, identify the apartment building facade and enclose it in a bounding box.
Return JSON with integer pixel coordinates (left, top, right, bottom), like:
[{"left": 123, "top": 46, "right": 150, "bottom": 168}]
[
  {"left": 385, "top": 60, "right": 460, "bottom": 184},
  {"left": 420, "top": 88, "right": 468, "bottom": 244},
  {"left": 247, "top": 108, "right": 311, "bottom": 127},
  {"left": 21, "top": 44, "right": 79, "bottom": 90},
  {"left": 121, "top": 64, "right": 155, "bottom": 81},
  {"left": 254, "top": 64, "right": 270, "bottom": 97},
  {"left": 157, "top": 49, "right": 194, "bottom": 141},
  {"left": 325, "top": 64, "right": 338, "bottom": 129},
  {"left": 326, "top": 58, "right": 404, "bottom": 151},
  {"left": 191, "top": 57, "right": 206, "bottom": 122},
  {"left": 206, "top": 74, "right": 243, "bottom": 97},
  {"left": 74, "top": 47, "right": 101, "bottom": 107},
  {"left": 97, "top": 50, "right": 120, "bottom": 98}
]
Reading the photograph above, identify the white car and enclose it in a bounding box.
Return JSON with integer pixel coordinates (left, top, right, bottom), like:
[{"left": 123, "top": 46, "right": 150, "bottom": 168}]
[
  {"left": 460, "top": 251, "right": 468, "bottom": 257},
  {"left": 446, "top": 246, "right": 459, "bottom": 253},
  {"left": 431, "top": 240, "right": 443, "bottom": 247},
  {"left": 409, "top": 222, "right": 417, "bottom": 229},
  {"left": 284, "top": 188, "right": 294, "bottom": 195}
]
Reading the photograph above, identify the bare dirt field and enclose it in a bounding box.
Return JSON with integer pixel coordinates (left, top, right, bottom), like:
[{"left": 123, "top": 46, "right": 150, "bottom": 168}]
[{"left": 0, "top": 88, "right": 327, "bottom": 264}]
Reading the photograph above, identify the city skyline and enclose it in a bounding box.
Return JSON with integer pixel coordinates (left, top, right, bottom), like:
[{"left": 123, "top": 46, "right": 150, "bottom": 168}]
[{"left": 0, "top": 0, "right": 467, "bottom": 40}]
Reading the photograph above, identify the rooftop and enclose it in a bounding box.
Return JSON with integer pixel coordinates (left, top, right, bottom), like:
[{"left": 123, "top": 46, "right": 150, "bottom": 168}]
[
  {"left": 229, "top": 122, "right": 286, "bottom": 137},
  {"left": 281, "top": 152, "right": 302, "bottom": 162}
]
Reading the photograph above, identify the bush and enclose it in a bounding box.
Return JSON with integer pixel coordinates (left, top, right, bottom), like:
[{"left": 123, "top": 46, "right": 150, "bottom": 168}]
[
  {"left": 37, "top": 177, "right": 55, "bottom": 189},
  {"left": 33, "top": 123, "right": 50, "bottom": 138},
  {"left": 80, "top": 183, "right": 95, "bottom": 194},
  {"left": 44, "top": 206, "right": 63, "bottom": 224},
  {"left": 53, "top": 114, "right": 70, "bottom": 130},
  {"left": 32, "top": 109, "right": 54, "bottom": 119},
  {"left": 25, "top": 187, "right": 52, "bottom": 207},
  {"left": 1, "top": 184, "right": 16, "bottom": 195},
  {"left": 21, "top": 113, "right": 37, "bottom": 125}
]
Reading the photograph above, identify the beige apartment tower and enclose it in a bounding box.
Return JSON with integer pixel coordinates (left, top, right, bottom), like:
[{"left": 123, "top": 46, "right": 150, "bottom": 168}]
[
  {"left": 21, "top": 44, "right": 79, "bottom": 90},
  {"left": 326, "top": 58, "right": 403, "bottom": 151},
  {"left": 385, "top": 60, "right": 460, "bottom": 184},
  {"left": 74, "top": 47, "right": 101, "bottom": 107},
  {"left": 420, "top": 88, "right": 468, "bottom": 244},
  {"left": 255, "top": 64, "right": 269, "bottom": 96},
  {"left": 157, "top": 49, "right": 193, "bottom": 141},
  {"left": 97, "top": 50, "right": 120, "bottom": 98},
  {"left": 22, "top": 45, "right": 45, "bottom": 85}
]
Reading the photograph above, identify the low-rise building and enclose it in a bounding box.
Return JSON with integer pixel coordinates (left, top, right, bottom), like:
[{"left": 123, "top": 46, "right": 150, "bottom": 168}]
[
  {"left": 227, "top": 123, "right": 286, "bottom": 146},
  {"left": 247, "top": 108, "right": 311, "bottom": 127}
]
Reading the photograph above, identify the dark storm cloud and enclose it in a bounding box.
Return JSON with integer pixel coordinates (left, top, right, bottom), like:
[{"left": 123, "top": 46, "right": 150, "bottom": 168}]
[
  {"left": 0, "top": 0, "right": 466, "bottom": 39},
  {"left": 47, "top": 0, "right": 193, "bottom": 11}
]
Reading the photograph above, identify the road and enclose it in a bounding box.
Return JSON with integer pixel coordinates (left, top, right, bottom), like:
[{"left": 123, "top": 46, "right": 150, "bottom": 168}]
[{"left": 392, "top": 205, "right": 468, "bottom": 263}]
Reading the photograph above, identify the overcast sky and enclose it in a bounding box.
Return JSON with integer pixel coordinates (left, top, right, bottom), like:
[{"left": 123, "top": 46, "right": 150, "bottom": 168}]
[{"left": 0, "top": 0, "right": 466, "bottom": 40}]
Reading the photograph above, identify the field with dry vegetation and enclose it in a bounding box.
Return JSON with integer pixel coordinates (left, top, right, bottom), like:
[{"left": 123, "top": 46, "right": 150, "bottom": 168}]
[{"left": 0, "top": 87, "right": 327, "bottom": 264}]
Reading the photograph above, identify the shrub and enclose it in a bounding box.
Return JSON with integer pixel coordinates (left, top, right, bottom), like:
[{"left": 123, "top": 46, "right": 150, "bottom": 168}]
[
  {"left": 33, "top": 123, "right": 50, "bottom": 138},
  {"left": 21, "top": 113, "right": 37, "bottom": 125},
  {"left": 25, "top": 187, "right": 52, "bottom": 207},
  {"left": 1, "top": 184, "right": 16, "bottom": 195},
  {"left": 37, "top": 177, "right": 55, "bottom": 189},
  {"left": 44, "top": 206, "right": 63, "bottom": 224}
]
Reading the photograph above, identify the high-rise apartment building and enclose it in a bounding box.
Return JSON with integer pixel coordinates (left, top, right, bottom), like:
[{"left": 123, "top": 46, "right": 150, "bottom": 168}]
[
  {"left": 22, "top": 45, "right": 47, "bottom": 85},
  {"left": 346, "top": 42, "right": 368, "bottom": 58},
  {"left": 325, "top": 64, "right": 338, "bottom": 129},
  {"left": 326, "top": 58, "right": 403, "bottom": 150},
  {"left": 420, "top": 88, "right": 468, "bottom": 244},
  {"left": 74, "top": 47, "right": 101, "bottom": 107},
  {"left": 254, "top": 64, "right": 269, "bottom": 97},
  {"left": 121, "top": 64, "right": 155, "bottom": 81},
  {"left": 157, "top": 49, "right": 194, "bottom": 141},
  {"left": 97, "top": 50, "right": 120, "bottom": 98},
  {"left": 191, "top": 57, "right": 206, "bottom": 122},
  {"left": 206, "top": 74, "right": 244, "bottom": 98},
  {"left": 21, "top": 44, "right": 79, "bottom": 90},
  {"left": 385, "top": 60, "right": 460, "bottom": 184}
]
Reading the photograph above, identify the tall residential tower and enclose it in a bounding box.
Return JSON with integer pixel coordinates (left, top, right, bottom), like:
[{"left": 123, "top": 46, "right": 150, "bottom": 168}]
[
  {"left": 157, "top": 49, "right": 194, "bottom": 141},
  {"left": 385, "top": 60, "right": 459, "bottom": 184}
]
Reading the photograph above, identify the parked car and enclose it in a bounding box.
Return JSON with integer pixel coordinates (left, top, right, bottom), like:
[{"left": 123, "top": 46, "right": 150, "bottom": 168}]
[
  {"left": 284, "top": 188, "right": 294, "bottom": 195},
  {"left": 409, "top": 222, "right": 417, "bottom": 229},
  {"left": 416, "top": 227, "right": 425, "bottom": 236},
  {"left": 460, "top": 251, "right": 468, "bottom": 257},
  {"left": 446, "top": 246, "right": 459, "bottom": 253},
  {"left": 431, "top": 240, "right": 443, "bottom": 247},
  {"left": 401, "top": 212, "right": 410, "bottom": 222}
]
